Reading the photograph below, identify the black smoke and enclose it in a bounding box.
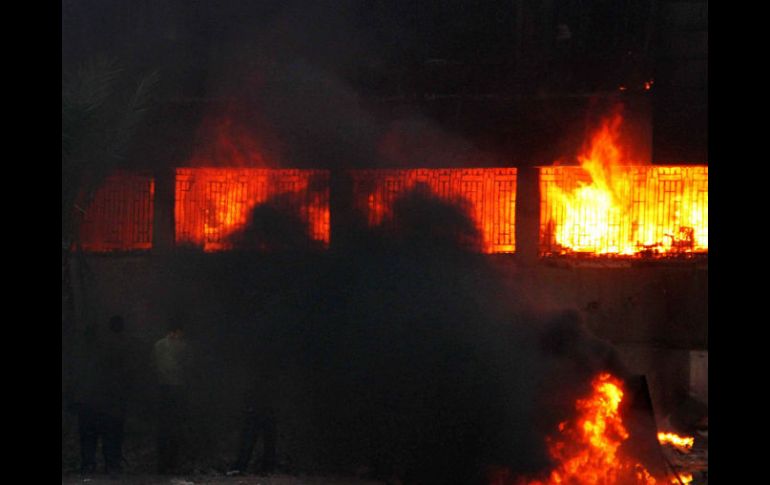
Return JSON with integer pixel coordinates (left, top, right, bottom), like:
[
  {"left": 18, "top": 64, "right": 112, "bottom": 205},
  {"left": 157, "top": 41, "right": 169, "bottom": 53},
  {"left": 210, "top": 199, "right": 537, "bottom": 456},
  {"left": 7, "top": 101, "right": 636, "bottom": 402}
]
[
  {"left": 62, "top": 2, "right": 658, "bottom": 481},
  {"left": 115, "top": 186, "right": 636, "bottom": 484}
]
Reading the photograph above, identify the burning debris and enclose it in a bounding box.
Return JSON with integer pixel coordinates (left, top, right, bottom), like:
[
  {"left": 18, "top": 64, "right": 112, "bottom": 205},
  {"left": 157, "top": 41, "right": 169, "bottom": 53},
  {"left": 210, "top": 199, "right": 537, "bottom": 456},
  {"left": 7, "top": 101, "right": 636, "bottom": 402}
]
[
  {"left": 489, "top": 373, "right": 697, "bottom": 485},
  {"left": 657, "top": 430, "right": 706, "bottom": 485},
  {"left": 657, "top": 432, "right": 694, "bottom": 453},
  {"left": 524, "top": 373, "right": 658, "bottom": 485}
]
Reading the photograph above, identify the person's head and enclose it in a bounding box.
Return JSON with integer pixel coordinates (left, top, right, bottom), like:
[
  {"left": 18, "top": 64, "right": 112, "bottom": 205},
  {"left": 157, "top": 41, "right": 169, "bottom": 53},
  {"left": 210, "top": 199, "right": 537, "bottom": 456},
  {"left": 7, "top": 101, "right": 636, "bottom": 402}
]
[
  {"left": 167, "top": 315, "right": 185, "bottom": 339},
  {"left": 108, "top": 315, "right": 125, "bottom": 333},
  {"left": 539, "top": 309, "right": 583, "bottom": 357}
]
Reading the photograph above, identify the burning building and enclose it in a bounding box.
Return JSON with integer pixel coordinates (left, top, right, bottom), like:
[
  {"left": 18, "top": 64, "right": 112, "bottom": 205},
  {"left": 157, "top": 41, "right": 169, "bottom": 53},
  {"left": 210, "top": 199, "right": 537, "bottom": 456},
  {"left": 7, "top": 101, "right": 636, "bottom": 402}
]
[
  {"left": 67, "top": 111, "right": 707, "bottom": 481},
  {"left": 350, "top": 168, "right": 517, "bottom": 253},
  {"left": 62, "top": 1, "right": 707, "bottom": 482},
  {"left": 76, "top": 113, "right": 707, "bottom": 262},
  {"left": 77, "top": 171, "right": 155, "bottom": 252},
  {"left": 174, "top": 168, "right": 331, "bottom": 251}
]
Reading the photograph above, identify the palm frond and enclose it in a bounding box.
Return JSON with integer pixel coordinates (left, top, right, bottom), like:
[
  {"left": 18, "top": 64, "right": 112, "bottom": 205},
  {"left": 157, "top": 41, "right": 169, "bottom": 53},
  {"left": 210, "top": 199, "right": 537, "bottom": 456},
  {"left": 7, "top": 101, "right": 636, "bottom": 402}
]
[
  {"left": 62, "top": 60, "right": 159, "bottom": 246},
  {"left": 62, "top": 57, "right": 123, "bottom": 111}
]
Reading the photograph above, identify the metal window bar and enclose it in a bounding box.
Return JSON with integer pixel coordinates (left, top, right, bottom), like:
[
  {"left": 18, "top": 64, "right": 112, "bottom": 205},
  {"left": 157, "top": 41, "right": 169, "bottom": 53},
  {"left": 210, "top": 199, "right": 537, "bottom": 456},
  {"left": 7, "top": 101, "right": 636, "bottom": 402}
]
[
  {"left": 79, "top": 172, "right": 155, "bottom": 252},
  {"left": 539, "top": 165, "right": 708, "bottom": 257},
  {"left": 174, "top": 168, "right": 330, "bottom": 251},
  {"left": 349, "top": 168, "right": 517, "bottom": 253}
]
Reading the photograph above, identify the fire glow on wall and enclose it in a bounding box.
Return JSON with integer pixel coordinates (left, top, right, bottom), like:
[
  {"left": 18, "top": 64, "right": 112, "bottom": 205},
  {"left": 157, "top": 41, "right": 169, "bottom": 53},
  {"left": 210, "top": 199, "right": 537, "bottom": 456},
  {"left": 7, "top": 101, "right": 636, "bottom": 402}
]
[{"left": 78, "top": 172, "right": 155, "bottom": 252}]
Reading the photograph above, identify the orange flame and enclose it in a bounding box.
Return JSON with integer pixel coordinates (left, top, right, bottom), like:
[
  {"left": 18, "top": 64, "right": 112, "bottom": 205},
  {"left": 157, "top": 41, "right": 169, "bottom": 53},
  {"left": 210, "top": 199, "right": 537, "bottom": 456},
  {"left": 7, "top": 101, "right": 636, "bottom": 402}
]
[
  {"left": 175, "top": 113, "right": 328, "bottom": 250},
  {"left": 673, "top": 472, "right": 693, "bottom": 485},
  {"left": 508, "top": 374, "right": 695, "bottom": 485},
  {"left": 188, "top": 116, "right": 277, "bottom": 168},
  {"left": 175, "top": 168, "right": 330, "bottom": 251},
  {"left": 522, "top": 373, "right": 658, "bottom": 485},
  {"left": 657, "top": 432, "right": 694, "bottom": 452},
  {"left": 540, "top": 114, "right": 708, "bottom": 256}
]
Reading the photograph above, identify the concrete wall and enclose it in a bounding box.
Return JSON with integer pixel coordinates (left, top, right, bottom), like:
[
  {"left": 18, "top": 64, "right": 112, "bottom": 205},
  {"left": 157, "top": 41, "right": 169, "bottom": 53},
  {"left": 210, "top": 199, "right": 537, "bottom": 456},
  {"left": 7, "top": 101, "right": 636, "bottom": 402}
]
[
  {"left": 68, "top": 250, "right": 707, "bottom": 418},
  {"left": 66, "top": 164, "right": 707, "bottom": 425}
]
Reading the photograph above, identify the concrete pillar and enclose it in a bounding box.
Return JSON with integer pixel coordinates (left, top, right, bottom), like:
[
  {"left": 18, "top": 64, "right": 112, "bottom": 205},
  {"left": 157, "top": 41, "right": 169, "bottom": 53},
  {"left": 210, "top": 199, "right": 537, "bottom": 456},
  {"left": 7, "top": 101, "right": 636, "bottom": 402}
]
[
  {"left": 621, "top": 94, "right": 653, "bottom": 164},
  {"left": 515, "top": 165, "right": 541, "bottom": 264},
  {"left": 152, "top": 167, "right": 176, "bottom": 252},
  {"left": 328, "top": 168, "right": 355, "bottom": 251},
  {"left": 689, "top": 350, "right": 708, "bottom": 404}
]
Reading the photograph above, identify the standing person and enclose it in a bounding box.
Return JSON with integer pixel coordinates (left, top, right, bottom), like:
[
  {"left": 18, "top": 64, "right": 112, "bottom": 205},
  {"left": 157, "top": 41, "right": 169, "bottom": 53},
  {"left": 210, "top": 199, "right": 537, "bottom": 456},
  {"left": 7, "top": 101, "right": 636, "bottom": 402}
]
[
  {"left": 154, "top": 320, "right": 192, "bottom": 474},
  {"left": 228, "top": 377, "right": 277, "bottom": 475},
  {"left": 76, "top": 315, "right": 132, "bottom": 475}
]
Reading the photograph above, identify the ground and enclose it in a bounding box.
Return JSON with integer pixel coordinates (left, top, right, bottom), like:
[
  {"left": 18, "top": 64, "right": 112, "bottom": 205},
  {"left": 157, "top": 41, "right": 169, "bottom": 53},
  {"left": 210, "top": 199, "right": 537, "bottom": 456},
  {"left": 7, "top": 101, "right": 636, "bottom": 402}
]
[{"left": 61, "top": 475, "right": 386, "bottom": 485}]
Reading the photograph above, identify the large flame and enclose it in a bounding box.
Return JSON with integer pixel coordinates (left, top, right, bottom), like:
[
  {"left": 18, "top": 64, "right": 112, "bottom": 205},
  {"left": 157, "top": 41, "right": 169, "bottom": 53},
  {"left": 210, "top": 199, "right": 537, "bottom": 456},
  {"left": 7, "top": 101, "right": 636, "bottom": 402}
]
[
  {"left": 522, "top": 373, "right": 658, "bottom": 485},
  {"left": 540, "top": 114, "right": 708, "bottom": 257},
  {"left": 505, "top": 373, "right": 693, "bottom": 485}
]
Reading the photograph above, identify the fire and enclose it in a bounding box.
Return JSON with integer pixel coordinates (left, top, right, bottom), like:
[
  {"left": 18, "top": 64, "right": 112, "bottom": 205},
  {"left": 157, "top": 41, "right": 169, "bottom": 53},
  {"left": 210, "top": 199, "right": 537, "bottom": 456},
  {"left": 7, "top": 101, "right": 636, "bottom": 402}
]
[
  {"left": 173, "top": 115, "right": 334, "bottom": 251},
  {"left": 188, "top": 116, "right": 276, "bottom": 168},
  {"left": 521, "top": 373, "right": 658, "bottom": 485},
  {"left": 350, "top": 168, "right": 517, "bottom": 253},
  {"left": 540, "top": 114, "right": 708, "bottom": 257},
  {"left": 673, "top": 473, "right": 693, "bottom": 485},
  {"left": 502, "top": 373, "right": 696, "bottom": 485},
  {"left": 657, "top": 432, "right": 694, "bottom": 452},
  {"left": 175, "top": 168, "right": 330, "bottom": 251}
]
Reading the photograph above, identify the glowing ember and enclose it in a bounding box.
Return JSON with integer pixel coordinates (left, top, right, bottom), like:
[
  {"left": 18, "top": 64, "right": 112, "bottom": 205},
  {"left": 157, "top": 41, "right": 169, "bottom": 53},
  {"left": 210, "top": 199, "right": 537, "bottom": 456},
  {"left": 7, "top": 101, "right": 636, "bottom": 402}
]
[
  {"left": 673, "top": 472, "right": 693, "bottom": 485},
  {"left": 175, "top": 168, "right": 330, "bottom": 251},
  {"left": 540, "top": 114, "right": 708, "bottom": 257},
  {"left": 520, "top": 373, "right": 658, "bottom": 485},
  {"left": 657, "top": 432, "right": 694, "bottom": 452},
  {"left": 350, "top": 168, "right": 517, "bottom": 253}
]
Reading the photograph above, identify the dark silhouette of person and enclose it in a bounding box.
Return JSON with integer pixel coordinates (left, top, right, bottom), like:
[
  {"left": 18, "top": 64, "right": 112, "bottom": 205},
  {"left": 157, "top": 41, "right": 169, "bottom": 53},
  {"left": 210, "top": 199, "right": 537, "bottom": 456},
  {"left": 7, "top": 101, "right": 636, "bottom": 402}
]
[
  {"left": 228, "top": 374, "right": 277, "bottom": 475},
  {"left": 539, "top": 309, "right": 629, "bottom": 380},
  {"left": 153, "top": 321, "right": 192, "bottom": 474},
  {"left": 77, "top": 315, "right": 131, "bottom": 475}
]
